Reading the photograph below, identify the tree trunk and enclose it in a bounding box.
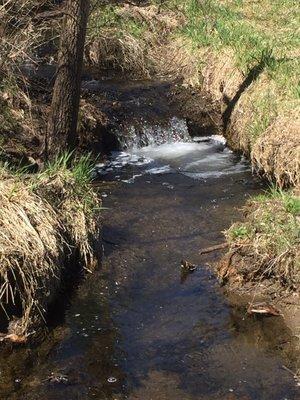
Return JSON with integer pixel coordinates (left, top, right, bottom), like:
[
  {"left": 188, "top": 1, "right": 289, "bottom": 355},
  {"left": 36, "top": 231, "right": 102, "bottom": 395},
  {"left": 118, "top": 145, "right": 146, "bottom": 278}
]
[{"left": 46, "top": 0, "right": 90, "bottom": 159}]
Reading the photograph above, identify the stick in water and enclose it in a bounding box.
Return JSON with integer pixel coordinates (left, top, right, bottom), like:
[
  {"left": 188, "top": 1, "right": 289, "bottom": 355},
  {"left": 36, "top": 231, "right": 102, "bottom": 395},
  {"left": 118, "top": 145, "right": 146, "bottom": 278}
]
[{"left": 199, "top": 243, "right": 228, "bottom": 255}]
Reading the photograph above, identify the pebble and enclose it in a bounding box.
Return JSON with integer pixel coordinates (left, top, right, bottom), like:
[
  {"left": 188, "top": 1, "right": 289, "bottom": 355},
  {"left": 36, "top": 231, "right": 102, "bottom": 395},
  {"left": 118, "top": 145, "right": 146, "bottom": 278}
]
[{"left": 107, "top": 377, "right": 117, "bottom": 383}]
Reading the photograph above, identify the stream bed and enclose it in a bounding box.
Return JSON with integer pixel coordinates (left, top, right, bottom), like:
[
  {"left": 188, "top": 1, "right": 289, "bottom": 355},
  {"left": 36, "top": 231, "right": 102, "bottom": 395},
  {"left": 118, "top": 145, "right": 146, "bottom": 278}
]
[{"left": 0, "top": 130, "right": 299, "bottom": 400}]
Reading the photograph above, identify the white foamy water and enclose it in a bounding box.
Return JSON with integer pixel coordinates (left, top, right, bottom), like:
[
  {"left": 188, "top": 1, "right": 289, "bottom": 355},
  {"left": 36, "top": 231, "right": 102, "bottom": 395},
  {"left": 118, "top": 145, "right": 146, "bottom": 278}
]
[
  {"left": 96, "top": 135, "right": 250, "bottom": 182},
  {"left": 117, "top": 116, "right": 190, "bottom": 149}
]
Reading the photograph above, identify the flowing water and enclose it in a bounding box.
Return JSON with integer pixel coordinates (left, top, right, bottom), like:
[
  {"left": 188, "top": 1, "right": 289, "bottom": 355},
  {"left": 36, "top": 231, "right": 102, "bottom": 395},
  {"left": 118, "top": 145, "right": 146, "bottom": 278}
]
[{"left": 0, "top": 114, "right": 299, "bottom": 399}]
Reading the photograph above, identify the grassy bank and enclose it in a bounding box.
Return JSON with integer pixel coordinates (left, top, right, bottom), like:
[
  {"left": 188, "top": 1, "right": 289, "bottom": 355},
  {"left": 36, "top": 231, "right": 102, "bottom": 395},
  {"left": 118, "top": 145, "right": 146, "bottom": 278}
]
[
  {"left": 218, "top": 188, "right": 300, "bottom": 292},
  {"left": 0, "top": 154, "right": 100, "bottom": 338},
  {"left": 0, "top": 1, "right": 103, "bottom": 339}
]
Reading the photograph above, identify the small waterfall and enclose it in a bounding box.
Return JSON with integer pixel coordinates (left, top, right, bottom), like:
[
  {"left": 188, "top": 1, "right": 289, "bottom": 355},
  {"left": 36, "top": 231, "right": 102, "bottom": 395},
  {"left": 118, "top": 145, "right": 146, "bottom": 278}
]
[{"left": 113, "top": 116, "right": 190, "bottom": 150}]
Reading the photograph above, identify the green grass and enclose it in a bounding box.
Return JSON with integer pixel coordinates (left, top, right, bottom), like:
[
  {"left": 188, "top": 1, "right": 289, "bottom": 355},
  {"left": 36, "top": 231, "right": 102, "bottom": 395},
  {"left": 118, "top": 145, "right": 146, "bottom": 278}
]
[
  {"left": 172, "top": 0, "right": 300, "bottom": 74},
  {"left": 228, "top": 186, "right": 300, "bottom": 257},
  {"left": 89, "top": 4, "right": 147, "bottom": 39},
  {"left": 0, "top": 151, "right": 100, "bottom": 215},
  {"left": 39, "top": 152, "right": 99, "bottom": 214},
  {"left": 174, "top": 0, "right": 271, "bottom": 70},
  {"left": 41, "top": 152, "right": 94, "bottom": 185},
  {"left": 230, "top": 225, "right": 252, "bottom": 240},
  {"left": 255, "top": 186, "right": 300, "bottom": 216}
]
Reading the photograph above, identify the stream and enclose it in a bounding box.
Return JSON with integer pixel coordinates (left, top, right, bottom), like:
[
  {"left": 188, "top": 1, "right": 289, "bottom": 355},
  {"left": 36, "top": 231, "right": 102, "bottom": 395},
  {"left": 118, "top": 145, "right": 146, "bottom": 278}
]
[{"left": 0, "top": 82, "right": 299, "bottom": 400}]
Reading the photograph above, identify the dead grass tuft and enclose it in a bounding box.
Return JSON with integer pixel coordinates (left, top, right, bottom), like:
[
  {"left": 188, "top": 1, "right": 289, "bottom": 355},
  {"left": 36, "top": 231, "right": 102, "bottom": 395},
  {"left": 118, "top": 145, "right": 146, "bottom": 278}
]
[
  {"left": 0, "top": 161, "right": 100, "bottom": 336},
  {"left": 252, "top": 109, "right": 300, "bottom": 187},
  {"left": 86, "top": 29, "right": 150, "bottom": 77},
  {"left": 116, "top": 4, "right": 185, "bottom": 32},
  {"left": 201, "top": 48, "right": 244, "bottom": 106},
  {"left": 0, "top": 171, "right": 63, "bottom": 335},
  {"left": 149, "top": 37, "right": 200, "bottom": 86}
]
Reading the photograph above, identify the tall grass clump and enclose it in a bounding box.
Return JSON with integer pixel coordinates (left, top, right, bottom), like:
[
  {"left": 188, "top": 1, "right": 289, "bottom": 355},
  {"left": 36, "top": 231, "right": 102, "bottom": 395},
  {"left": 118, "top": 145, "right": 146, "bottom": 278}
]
[
  {"left": 221, "top": 187, "right": 300, "bottom": 291},
  {"left": 0, "top": 154, "right": 101, "bottom": 336}
]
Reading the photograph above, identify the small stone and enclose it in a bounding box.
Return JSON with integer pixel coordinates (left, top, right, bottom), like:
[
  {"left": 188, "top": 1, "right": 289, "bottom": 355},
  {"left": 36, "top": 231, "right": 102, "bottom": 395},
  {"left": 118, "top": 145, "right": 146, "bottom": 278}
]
[{"left": 107, "top": 377, "right": 117, "bottom": 383}]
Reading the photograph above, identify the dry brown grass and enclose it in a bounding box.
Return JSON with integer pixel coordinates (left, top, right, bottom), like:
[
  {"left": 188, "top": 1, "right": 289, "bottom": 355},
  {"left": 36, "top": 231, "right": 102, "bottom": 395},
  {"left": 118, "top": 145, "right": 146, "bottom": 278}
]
[
  {"left": 252, "top": 110, "right": 300, "bottom": 187},
  {"left": 87, "top": 3, "right": 198, "bottom": 83},
  {"left": 149, "top": 37, "right": 200, "bottom": 85},
  {"left": 86, "top": 29, "right": 200, "bottom": 84},
  {"left": 225, "top": 71, "right": 300, "bottom": 187},
  {"left": 86, "top": 29, "right": 150, "bottom": 77},
  {"left": 201, "top": 48, "right": 243, "bottom": 106},
  {"left": 226, "top": 74, "right": 275, "bottom": 154},
  {"left": 117, "top": 4, "right": 184, "bottom": 32},
  {"left": 0, "top": 171, "right": 62, "bottom": 335},
  {"left": 0, "top": 166, "right": 100, "bottom": 336}
]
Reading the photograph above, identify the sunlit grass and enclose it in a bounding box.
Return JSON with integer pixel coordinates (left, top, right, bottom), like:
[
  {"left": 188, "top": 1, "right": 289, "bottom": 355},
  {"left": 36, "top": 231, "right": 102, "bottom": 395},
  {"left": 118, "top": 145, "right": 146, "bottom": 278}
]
[{"left": 226, "top": 185, "right": 299, "bottom": 289}]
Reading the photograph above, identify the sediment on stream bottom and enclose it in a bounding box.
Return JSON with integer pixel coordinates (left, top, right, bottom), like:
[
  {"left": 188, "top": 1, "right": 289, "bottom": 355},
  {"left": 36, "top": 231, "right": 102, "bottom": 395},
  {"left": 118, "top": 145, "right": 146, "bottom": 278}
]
[{"left": 0, "top": 166, "right": 101, "bottom": 339}]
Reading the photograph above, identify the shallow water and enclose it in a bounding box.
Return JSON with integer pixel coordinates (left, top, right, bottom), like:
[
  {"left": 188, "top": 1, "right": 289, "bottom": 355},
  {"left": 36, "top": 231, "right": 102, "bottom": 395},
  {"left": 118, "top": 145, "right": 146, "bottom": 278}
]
[{"left": 0, "top": 137, "right": 299, "bottom": 400}]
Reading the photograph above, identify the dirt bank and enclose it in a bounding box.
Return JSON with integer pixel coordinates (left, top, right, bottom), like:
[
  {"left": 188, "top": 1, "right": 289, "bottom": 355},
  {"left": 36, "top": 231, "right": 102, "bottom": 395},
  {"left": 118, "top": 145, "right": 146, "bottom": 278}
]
[{"left": 217, "top": 189, "right": 300, "bottom": 364}]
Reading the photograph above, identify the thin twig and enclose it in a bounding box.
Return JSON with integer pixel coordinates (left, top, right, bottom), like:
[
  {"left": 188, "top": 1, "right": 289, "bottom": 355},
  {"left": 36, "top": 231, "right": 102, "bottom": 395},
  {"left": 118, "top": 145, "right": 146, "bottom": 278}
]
[{"left": 199, "top": 242, "right": 228, "bottom": 255}]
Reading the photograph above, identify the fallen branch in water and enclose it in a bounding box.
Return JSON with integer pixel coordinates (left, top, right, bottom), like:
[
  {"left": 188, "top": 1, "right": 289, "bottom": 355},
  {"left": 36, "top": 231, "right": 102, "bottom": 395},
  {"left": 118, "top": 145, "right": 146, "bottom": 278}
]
[
  {"left": 199, "top": 243, "right": 228, "bottom": 255},
  {"left": 247, "top": 302, "right": 281, "bottom": 317}
]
